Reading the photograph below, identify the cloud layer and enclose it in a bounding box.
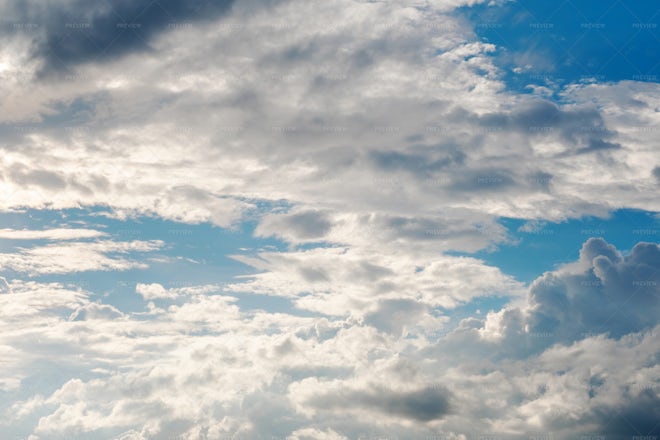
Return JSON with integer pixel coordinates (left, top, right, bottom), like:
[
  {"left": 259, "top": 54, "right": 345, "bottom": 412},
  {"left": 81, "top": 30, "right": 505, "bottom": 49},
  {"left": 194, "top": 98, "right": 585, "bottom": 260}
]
[
  {"left": 0, "top": 239, "right": 658, "bottom": 439},
  {"left": 0, "top": 0, "right": 658, "bottom": 438}
]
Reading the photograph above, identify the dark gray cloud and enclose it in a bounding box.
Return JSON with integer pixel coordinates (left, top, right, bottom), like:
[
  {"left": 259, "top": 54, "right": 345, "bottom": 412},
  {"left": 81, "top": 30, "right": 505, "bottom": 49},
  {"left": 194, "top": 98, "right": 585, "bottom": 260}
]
[
  {"left": 282, "top": 211, "right": 333, "bottom": 240},
  {"left": 255, "top": 210, "right": 333, "bottom": 242},
  {"left": 469, "top": 99, "right": 622, "bottom": 157},
  {"left": 365, "top": 213, "right": 505, "bottom": 246},
  {"left": 9, "top": 164, "right": 68, "bottom": 189},
  {"left": 575, "top": 138, "right": 621, "bottom": 155},
  {"left": 369, "top": 149, "right": 464, "bottom": 175},
  {"left": 347, "top": 261, "right": 394, "bottom": 283},
  {"left": 4, "top": 0, "right": 235, "bottom": 74},
  {"left": 298, "top": 266, "right": 329, "bottom": 283},
  {"left": 583, "top": 389, "right": 660, "bottom": 440},
  {"left": 448, "top": 168, "right": 517, "bottom": 192},
  {"left": 308, "top": 385, "right": 452, "bottom": 422}
]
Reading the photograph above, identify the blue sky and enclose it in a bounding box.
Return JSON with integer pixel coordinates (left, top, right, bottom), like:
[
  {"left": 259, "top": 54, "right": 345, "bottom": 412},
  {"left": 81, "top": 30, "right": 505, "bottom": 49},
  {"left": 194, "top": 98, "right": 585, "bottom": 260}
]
[
  {"left": 462, "top": 208, "right": 660, "bottom": 282},
  {"left": 464, "top": 0, "right": 659, "bottom": 90},
  {"left": 0, "top": 0, "right": 658, "bottom": 439}
]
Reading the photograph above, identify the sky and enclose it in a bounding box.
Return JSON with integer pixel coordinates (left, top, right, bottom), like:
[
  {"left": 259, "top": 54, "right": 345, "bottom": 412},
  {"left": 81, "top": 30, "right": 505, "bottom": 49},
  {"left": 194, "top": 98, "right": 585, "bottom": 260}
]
[{"left": 0, "top": 0, "right": 658, "bottom": 439}]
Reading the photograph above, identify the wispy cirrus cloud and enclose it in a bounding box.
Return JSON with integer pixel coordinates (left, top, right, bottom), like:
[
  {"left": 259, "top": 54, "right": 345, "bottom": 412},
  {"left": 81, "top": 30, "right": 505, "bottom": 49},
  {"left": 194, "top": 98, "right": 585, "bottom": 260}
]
[
  {"left": 0, "top": 239, "right": 163, "bottom": 275},
  {"left": 0, "top": 228, "right": 105, "bottom": 240}
]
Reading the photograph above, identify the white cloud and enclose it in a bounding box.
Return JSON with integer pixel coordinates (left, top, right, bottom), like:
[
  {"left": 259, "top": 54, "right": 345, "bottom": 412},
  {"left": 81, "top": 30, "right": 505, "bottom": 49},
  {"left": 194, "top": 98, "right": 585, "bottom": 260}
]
[
  {"left": 0, "top": 2, "right": 655, "bottom": 320},
  {"left": 288, "top": 427, "right": 349, "bottom": 440},
  {"left": 1, "top": 238, "right": 659, "bottom": 439},
  {"left": 0, "top": 276, "right": 10, "bottom": 294},
  {"left": 0, "top": 0, "right": 658, "bottom": 438},
  {"left": 227, "top": 246, "right": 523, "bottom": 314},
  {"left": 135, "top": 283, "right": 173, "bottom": 300},
  {"left": 68, "top": 303, "right": 124, "bottom": 321},
  {"left": 0, "top": 228, "right": 106, "bottom": 240},
  {"left": 135, "top": 283, "right": 222, "bottom": 301},
  {"left": 3, "top": 0, "right": 655, "bottom": 233},
  {"left": 0, "top": 240, "right": 163, "bottom": 275}
]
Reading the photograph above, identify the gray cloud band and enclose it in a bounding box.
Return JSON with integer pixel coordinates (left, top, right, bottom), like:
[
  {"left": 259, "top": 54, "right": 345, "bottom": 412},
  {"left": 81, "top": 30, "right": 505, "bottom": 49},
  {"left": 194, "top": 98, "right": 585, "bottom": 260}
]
[{"left": 3, "top": 0, "right": 235, "bottom": 75}]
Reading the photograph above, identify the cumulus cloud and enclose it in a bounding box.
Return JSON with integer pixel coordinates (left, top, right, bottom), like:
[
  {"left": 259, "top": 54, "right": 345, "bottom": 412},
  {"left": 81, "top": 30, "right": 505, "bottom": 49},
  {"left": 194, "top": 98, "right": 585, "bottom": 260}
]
[
  {"left": 68, "top": 302, "right": 124, "bottom": 321},
  {"left": 135, "top": 283, "right": 173, "bottom": 300},
  {"left": 468, "top": 238, "right": 660, "bottom": 357}
]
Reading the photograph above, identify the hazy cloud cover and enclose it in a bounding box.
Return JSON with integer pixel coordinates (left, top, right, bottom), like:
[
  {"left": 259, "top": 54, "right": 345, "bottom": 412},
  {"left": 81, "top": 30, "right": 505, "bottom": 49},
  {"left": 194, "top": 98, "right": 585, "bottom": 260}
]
[{"left": 0, "top": 0, "right": 658, "bottom": 438}]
